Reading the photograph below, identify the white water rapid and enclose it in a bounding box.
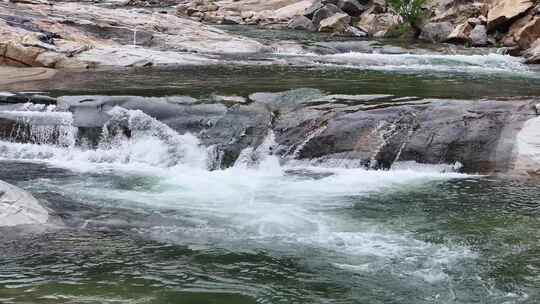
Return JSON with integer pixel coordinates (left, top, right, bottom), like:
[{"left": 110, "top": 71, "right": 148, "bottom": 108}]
[{"left": 0, "top": 105, "right": 478, "bottom": 286}]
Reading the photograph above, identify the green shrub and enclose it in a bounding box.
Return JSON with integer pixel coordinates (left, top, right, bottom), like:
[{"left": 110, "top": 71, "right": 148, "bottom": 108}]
[{"left": 387, "top": 0, "right": 429, "bottom": 36}]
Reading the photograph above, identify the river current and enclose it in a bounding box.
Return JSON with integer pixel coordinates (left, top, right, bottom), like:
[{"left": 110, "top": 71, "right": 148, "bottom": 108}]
[{"left": 1, "top": 33, "right": 540, "bottom": 304}]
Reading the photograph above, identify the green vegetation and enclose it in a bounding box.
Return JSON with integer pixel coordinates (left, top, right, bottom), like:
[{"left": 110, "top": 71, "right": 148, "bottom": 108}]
[{"left": 387, "top": 0, "right": 429, "bottom": 36}]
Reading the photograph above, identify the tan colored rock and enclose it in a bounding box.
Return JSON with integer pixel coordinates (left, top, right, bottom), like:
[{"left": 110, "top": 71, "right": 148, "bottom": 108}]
[
  {"left": 0, "top": 1, "right": 265, "bottom": 69},
  {"left": 272, "top": 0, "right": 312, "bottom": 20},
  {"left": 445, "top": 22, "right": 473, "bottom": 43},
  {"left": 318, "top": 13, "right": 351, "bottom": 33},
  {"left": 487, "top": 0, "right": 534, "bottom": 31},
  {"left": 356, "top": 13, "right": 399, "bottom": 36},
  {"left": 4, "top": 42, "right": 45, "bottom": 67},
  {"left": 34, "top": 52, "right": 65, "bottom": 68},
  {"left": 432, "top": 1, "right": 487, "bottom": 24},
  {"left": 0, "top": 66, "right": 56, "bottom": 85},
  {"left": 514, "top": 16, "right": 540, "bottom": 49},
  {"left": 523, "top": 38, "right": 540, "bottom": 63}
]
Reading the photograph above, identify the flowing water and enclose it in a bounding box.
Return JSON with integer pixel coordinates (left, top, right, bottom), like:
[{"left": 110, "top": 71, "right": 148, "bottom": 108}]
[{"left": 1, "top": 30, "right": 540, "bottom": 304}]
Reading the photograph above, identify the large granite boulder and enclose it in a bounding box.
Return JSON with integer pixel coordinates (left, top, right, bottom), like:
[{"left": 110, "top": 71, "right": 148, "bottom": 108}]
[
  {"left": 318, "top": 13, "right": 351, "bottom": 33},
  {"left": 288, "top": 15, "right": 317, "bottom": 31},
  {"left": 312, "top": 3, "right": 343, "bottom": 26},
  {"left": 445, "top": 22, "right": 474, "bottom": 44},
  {"left": 487, "top": 0, "right": 534, "bottom": 31},
  {"left": 0, "top": 180, "right": 49, "bottom": 227},
  {"left": 419, "top": 22, "right": 454, "bottom": 42}
]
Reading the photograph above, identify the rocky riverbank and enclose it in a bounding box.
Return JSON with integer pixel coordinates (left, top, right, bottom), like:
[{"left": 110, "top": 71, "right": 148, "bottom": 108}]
[
  {"left": 2, "top": 0, "right": 540, "bottom": 69},
  {"left": 0, "top": 0, "right": 264, "bottom": 68},
  {"left": 177, "top": 0, "right": 540, "bottom": 63}
]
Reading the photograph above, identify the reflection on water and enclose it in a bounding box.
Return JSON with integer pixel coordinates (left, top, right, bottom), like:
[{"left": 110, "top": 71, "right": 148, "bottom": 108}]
[
  {"left": 2, "top": 64, "right": 540, "bottom": 100},
  {"left": 0, "top": 161, "right": 539, "bottom": 303}
]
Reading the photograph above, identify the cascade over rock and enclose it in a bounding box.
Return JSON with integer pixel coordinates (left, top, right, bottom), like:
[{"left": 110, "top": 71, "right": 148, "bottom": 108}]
[{"left": 0, "top": 90, "right": 537, "bottom": 174}]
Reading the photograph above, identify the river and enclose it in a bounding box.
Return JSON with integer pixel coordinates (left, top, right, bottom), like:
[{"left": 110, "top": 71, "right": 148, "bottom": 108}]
[{"left": 1, "top": 31, "right": 540, "bottom": 304}]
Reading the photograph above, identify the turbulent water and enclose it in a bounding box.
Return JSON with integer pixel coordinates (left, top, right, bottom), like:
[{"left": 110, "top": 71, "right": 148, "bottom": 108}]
[
  {"left": 2, "top": 32, "right": 540, "bottom": 303},
  {"left": 0, "top": 103, "right": 539, "bottom": 303}
]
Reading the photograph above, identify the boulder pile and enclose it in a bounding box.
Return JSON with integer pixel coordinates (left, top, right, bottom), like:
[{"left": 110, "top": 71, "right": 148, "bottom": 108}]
[
  {"left": 178, "top": 0, "right": 540, "bottom": 61},
  {"left": 177, "top": 0, "right": 399, "bottom": 36},
  {"left": 420, "top": 0, "right": 540, "bottom": 62}
]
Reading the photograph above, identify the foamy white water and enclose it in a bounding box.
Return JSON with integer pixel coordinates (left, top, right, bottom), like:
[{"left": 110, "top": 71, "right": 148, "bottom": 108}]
[
  {"left": 0, "top": 107, "right": 208, "bottom": 171},
  {"left": 280, "top": 52, "right": 532, "bottom": 75},
  {"left": 0, "top": 104, "right": 478, "bottom": 286}
]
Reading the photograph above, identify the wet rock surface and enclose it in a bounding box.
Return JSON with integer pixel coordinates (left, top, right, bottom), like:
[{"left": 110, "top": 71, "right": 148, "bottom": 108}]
[
  {"left": 0, "top": 180, "right": 50, "bottom": 227},
  {"left": 0, "top": 89, "right": 536, "bottom": 174}
]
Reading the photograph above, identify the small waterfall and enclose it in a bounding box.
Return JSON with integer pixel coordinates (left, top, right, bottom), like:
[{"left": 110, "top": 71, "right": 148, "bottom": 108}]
[
  {"left": 94, "top": 106, "right": 209, "bottom": 168},
  {"left": 368, "top": 121, "right": 398, "bottom": 169},
  {"left": 234, "top": 131, "right": 281, "bottom": 173},
  {"left": 0, "top": 109, "right": 77, "bottom": 147},
  {"left": 206, "top": 145, "right": 224, "bottom": 170},
  {"left": 0, "top": 106, "right": 209, "bottom": 169},
  {"left": 285, "top": 124, "right": 328, "bottom": 160}
]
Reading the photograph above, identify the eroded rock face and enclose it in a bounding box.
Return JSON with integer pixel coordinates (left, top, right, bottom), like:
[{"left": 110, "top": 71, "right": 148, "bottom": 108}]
[
  {"left": 0, "top": 180, "right": 49, "bottom": 227},
  {"left": 487, "top": 0, "right": 534, "bottom": 31},
  {"left": 0, "top": 1, "right": 264, "bottom": 68},
  {"left": 514, "top": 16, "right": 540, "bottom": 49},
  {"left": 523, "top": 38, "right": 540, "bottom": 62}
]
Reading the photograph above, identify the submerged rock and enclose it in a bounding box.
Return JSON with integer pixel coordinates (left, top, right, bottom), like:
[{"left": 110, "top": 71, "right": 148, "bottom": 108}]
[{"left": 0, "top": 180, "right": 49, "bottom": 227}]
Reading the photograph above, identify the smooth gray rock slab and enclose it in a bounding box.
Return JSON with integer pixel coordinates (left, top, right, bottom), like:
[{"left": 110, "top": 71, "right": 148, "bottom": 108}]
[{"left": 0, "top": 180, "right": 49, "bottom": 227}]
